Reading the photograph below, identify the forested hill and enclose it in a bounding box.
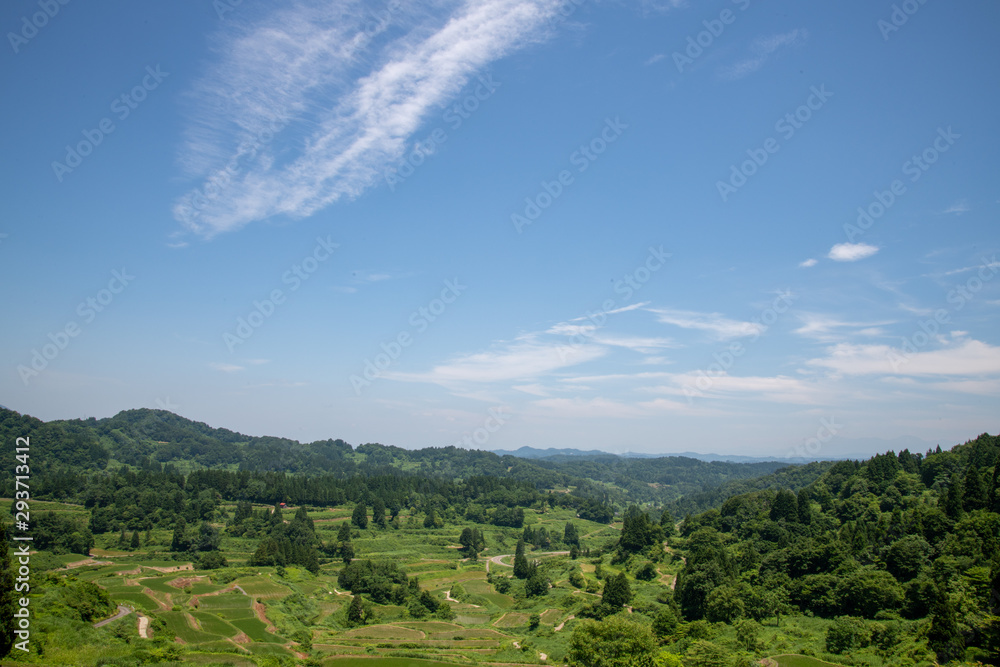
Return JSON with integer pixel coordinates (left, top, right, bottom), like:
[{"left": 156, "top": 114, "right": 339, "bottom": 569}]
[
  {"left": 1, "top": 407, "right": 789, "bottom": 505},
  {"left": 670, "top": 431, "right": 1000, "bottom": 664}
]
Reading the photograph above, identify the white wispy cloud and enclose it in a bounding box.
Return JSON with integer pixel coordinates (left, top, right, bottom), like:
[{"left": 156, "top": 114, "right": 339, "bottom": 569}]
[
  {"left": 387, "top": 337, "right": 608, "bottom": 388},
  {"left": 720, "top": 28, "right": 807, "bottom": 80},
  {"left": 942, "top": 199, "right": 970, "bottom": 215},
  {"left": 799, "top": 258, "right": 818, "bottom": 268},
  {"left": 941, "top": 259, "right": 1000, "bottom": 276},
  {"left": 793, "top": 314, "right": 895, "bottom": 342},
  {"left": 647, "top": 308, "right": 764, "bottom": 340},
  {"left": 828, "top": 242, "right": 879, "bottom": 262},
  {"left": 174, "top": 0, "right": 569, "bottom": 237},
  {"left": 645, "top": 53, "right": 666, "bottom": 65},
  {"left": 209, "top": 362, "right": 244, "bottom": 373},
  {"left": 806, "top": 338, "right": 1000, "bottom": 377}
]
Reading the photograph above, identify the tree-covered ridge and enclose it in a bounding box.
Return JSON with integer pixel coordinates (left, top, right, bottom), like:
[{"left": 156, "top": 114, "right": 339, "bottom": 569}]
[
  {"left": 671, "top": 433, "right": 1000, "bottom": 664},
  {"left": 0, "top": 407, "right": 793, "bottom": 507}
]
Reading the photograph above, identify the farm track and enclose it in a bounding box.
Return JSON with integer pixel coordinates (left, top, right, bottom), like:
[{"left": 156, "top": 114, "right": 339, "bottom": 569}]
[
  {"left": 553, "top": 615, "right": 574, "bottom": 632},
  {"left": 93, "top": 604, "right": 133, "bottom": 628},
  {"left": 488, "top": 550, "right": 571, "bottom": 569},
  {"left": 253, "top": 600, "right": 278, "bottom": 633}
]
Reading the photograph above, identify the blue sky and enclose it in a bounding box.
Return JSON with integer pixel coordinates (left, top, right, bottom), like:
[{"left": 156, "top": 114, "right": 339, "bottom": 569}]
[{"left": 2, "top": 0, "right": 998, "bottom": 457}]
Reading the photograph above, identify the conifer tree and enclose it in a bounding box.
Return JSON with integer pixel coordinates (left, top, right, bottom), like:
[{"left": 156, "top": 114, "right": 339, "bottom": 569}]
[
  {"left": 513, "top": 538, "right": 530, "bottom": 579},
  {"left": 372, "top": 498, "right": 387, "bottom": 529},
  {"left": 352, "top": 502, "right": 368, "bottom": 529},
  {"left": 347, "top": 594, "right": 365, "bottom": 626},
  {"left": 928, "top": 593, "right": 965, "bottom": 663},
  {"left": 963, "top": 466, "right": 987, "bottom": 511},
  {"left": 602, "top": 572, "right": 632, "bottom": 609}
]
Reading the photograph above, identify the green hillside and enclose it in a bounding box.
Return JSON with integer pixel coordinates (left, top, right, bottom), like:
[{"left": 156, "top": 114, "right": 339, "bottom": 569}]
[{"left": 0, "top": 408, "right": 996, "bottom": 667}]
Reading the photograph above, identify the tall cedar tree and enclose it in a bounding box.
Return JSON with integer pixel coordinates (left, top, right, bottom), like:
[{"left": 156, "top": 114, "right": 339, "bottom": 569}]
[
  {"left": 602, "top": 572, "right": 632, "bottom": 608},
  {"left": 171, "top": 517, "right": 188, "bottom": 552},
  {"left": 564, "top": 522, "right": 580, "bottom": 545},
  {"left": 513, "top": 538, "right": 530, "bottom": 579},
  {"left": 928, "top": 594, "right": 965, "bottom": 663},
  {"left": 372, "top": 498, "right": 387, "bottom": 528},
  {"left": 347, "top": 594, "right": 365, "bottom": 626},
  {"left": 352, "top": 502, "right": 368, "bottom": 529},
  {"left": 963, "top": 466, "right": 987, "bottom": 511}
]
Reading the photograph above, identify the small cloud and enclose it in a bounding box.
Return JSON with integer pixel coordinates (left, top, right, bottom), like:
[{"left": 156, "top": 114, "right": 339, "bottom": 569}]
[
  {"left": 332, "top": 286, "right": 358, "bottom": 294},
  {"left": 366, "top": 273, "right": 392, "bottom": 282},
  {"left": 799, "top": 258, "right": 818, "bottom": 268},
  {"left": 209, "top": 362, "right": 244, "bottom": 373},
  {"left": 950, "top": 330, "right": 968, "bottom": 339},
  {"left": 645, "top": 53, "right": 666, "bottom": 66},
  {"left": 512, "top": 384, "right": 550, "bottom": 397},
  {"left": 640, "top": 0, "right": 688, "bottom": 13},
  {"left": 167, "top": 241, "right": 189, "bottom": 249},
  {"left": 943, "top": 199, "right": 970, "bottom": 215},
  {"left": 720, "top": 29, "right": 807, "bottom": 80},
  {"left": 245, "top": 358, "right": 270, "bottom": 365},
  {"left": 828, "top": 243, "right": 879, "bottom": 262}
]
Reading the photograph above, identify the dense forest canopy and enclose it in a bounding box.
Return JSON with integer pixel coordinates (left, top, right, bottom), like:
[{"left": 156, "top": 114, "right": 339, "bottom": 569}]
[{"left": 0, "top": 407, "right": 795, "bottom": 506}]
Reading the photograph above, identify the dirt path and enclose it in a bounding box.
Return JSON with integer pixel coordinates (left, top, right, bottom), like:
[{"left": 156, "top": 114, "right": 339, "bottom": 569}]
[
  {"left": 253, "top": 601, "right": 278, "bottom": 633},
  {"left": 489, "top": 554, "right": 512, "bottom": 568},
  {"left": 64, "top": 558, "right": 113, "bottom": 570},
  {"left": 137, "top": 614, "right": 150, "bottom": 639},
  {"left": 554, "top": 615, "right": 575, "bottom": 632},
  {"left": 185, "top": 613, "right": 201, "bottom": 631},
  {"left": 489, "top": 550, "right": 570, "bottom": 569},
  {"left": 93, "top": 605, "right": 133, "bottom": 628}
]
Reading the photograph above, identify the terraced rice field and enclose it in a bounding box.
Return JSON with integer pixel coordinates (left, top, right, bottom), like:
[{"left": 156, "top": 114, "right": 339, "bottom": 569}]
[
  {"left": 493, "top": 612, "right": 529, "bottom": 627},
  {"left": 230, "top": 617, "right": 284, "bottom": 643}
]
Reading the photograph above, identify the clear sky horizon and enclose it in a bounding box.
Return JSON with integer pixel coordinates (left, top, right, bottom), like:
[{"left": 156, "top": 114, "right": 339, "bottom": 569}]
[{"left": 2, "top": 0, "right": 998, "bottom": 458}]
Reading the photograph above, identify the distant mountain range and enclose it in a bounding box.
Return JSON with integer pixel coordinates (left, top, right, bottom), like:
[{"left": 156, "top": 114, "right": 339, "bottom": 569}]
[{"left": 490, "top": 434, "right": 937, "bottom": 464}]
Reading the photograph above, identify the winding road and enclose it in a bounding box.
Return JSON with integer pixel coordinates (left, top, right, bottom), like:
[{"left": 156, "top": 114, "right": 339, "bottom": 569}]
[{"left": 93, "top": 605, "right": 134, "bottom": 628}]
